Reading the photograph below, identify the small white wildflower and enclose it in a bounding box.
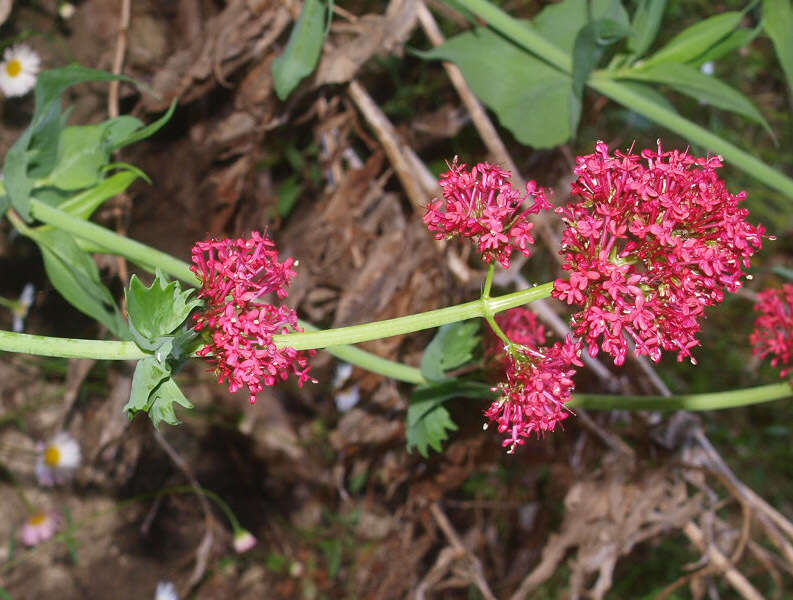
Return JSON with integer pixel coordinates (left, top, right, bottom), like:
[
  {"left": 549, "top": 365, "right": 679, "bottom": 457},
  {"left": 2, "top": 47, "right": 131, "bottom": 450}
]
[
  {"left": 332, "top": 362, "right": 353, "bottom": 388},
  {"left": 58, "top": 2, "right": 77, "bottom": 19},
  {"left": 155, "top": 582, "right": 179, "bottom": 600},
  {"left": 334, "top": 385, "right": 359, "bottom": 412},
  {"left": 0, "top": 45, "right": 41, "bottom": 97},
  {"left": 232, "top": 529, "right": 257, "bottom": 553},
  {"left": 35, "top": 431, "right": 81, "bottom": 486},
  {"left": 700, "top": 61, "right": 715, "bottom": 76},
  {"left": 12, "top": 283, "right": 34, "bottom": 332},
  {"left": 19, "top": 511, "right": 59, "bottom": 547}
]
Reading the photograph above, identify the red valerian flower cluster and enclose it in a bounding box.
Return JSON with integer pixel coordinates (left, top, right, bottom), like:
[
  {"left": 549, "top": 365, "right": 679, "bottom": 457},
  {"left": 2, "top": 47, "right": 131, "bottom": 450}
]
[
  {"left": 750, "top": 285, "right": 793, "bottom": 380},
  {"left": 484, "top": 308, "right": 583, "bottom": 451},
  {"left": 553, "top": 142, "right": 764, "bottom": 366},
  {"left": 191, "top": 232, "right": 314, "bottom": 404},
  {"left": 424, "top": 159, "right": 552, "bottom": 268}
]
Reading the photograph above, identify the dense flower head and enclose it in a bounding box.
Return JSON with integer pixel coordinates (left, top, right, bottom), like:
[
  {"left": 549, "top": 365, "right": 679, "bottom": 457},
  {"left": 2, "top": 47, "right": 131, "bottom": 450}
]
[
  {"left": 192, "top": 233, "right": 314, "bottom": 404},
  {"left": 552, "top": 141, "right": 765, "bottom": 366},
  {"left": 750, "top": 284, "right": 793, "bottom": 380},
  {"left": 486, "top": 330, "right": 583, "bottom": 452},
  {"left": 483, "top": 307, "right": 547, "bottom": 364},
  {"left": 424, "top": 159, "right": 552, "bottom": 268}
]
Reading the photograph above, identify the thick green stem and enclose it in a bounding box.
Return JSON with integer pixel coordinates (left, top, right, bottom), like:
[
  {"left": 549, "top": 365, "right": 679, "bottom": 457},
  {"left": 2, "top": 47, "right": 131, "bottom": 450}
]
[
  {"left": 570, "top": 383, "right": 792, "bottom": 411},
  {"left": 29, "top": 198, "right": 200, "bottom": 286},
  {"left": 451, "top": 0, "right": 793, "bottom": 200},
  {"left": 275, "top": 282, "right": 555, "bottom": 350},
  {"left": 0, "top": 330, "right": 145, "bottom": 359}
]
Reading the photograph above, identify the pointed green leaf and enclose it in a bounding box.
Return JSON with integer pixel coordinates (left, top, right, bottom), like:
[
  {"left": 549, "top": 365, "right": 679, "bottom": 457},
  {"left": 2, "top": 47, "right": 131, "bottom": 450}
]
[
  {"left": 125, "top": 271, "right": 201, "bottom": 342},
  {"left": 419, "top": 27, "right": 574, "bottom": 147},
  {"left": 689, "top": 25, "right": 760, "bottom": 67},
  {"left": 571, "top": 18, "right": 632, "bottom": 132},
  {"left": 109, "top": 100, "right": 177, "bottom": 151},
  {"left": 640, "top": 11, "right": 742, "bottom": 68},
  {"left": 46, "top": 124, "right": 111, "bottom": 190},
  {"left": 406, "top": 380, "right": 493, "bottom": 457},
  {"left": 56, "top": 169, "right": 145, "bottom": 219},
  {"left": 627, "top": 0, "right": 667, "bottom": 58},
  {"left": 763, "top": 0, "right": 793, "bottom": 94},
  {"left": 32, "top": 228, "right": 129, "bottom": 338},
  {"left": 420, "top": 321, "right": 480, "bottom": 383},
  {"left": 533, "top": 0, "right": 630, "bottom": 55},
  {"left": 619, "top": 62, "right": 773, "bottom": 136},
  {"left": 272, "top": 0, "right": 328, "bottom": 100},
  {"left": 126, "top": 357, "right": 170, "bottom": 422},
  {"left": 148, "top": 376, "right": 194, "bottom": 427}
]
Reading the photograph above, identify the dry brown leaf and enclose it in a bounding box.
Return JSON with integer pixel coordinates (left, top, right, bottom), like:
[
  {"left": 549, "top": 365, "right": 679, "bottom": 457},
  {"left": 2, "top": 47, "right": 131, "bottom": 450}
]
[{"left": 314, "top": 0, "right": 418, "bottom": 86}]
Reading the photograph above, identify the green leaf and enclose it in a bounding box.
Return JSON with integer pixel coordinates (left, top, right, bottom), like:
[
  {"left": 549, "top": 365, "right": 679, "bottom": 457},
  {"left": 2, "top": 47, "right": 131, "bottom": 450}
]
[
  {"left": 533, "top": 0, "right": 630, "bottom": 55},
  {"left": 272, "top": 0, "right": 328, "bottom": 100},
  {"left": 689, "top": 25, "right": 760, "bottom": 67},
  {"left": 419, "top": 27, "right": 574, "bottom": 148},
  {"left": 420, "top": 321, "right": 480, "bottom": 383},
  {"left": 109, "top": 99, "right": 177, "bottom": 151},
  {"left": 571, "top": 18, "right": 632, "bottom": 132},
  {"left": 46, "top": 124, "right": 111, "bottom": 190},
  {"left": 32, "top": 228, "right": 129, "bottom": 338},
  {"left": 2, "top": 66, "right": 128, "bottom": 220},
  {"left": 406, "top": 380, "right": 493, "bottom": 457},
  {"left": 640, "top": 11, "right": 742, "bottom": 68},
  {"left": 126, "top": 356, "right": 170, "bottom": 422},
  {"left": 125, "top": 271, "right": 201, "bottom": 342},
  {"left": 0, "top": 586, "right": 12, "bottom": 600},
  {"left": 56, "top": 169, "right": 145, "bottom": 219},
  {"left": 147, "top": 376, "right": 194, "bottom": 427},
  {"left": 620, "top": 62, "right": 773, "bottom": 136},
  {"left": 276, "top": 175, "right": 303, "bottom": 217},
  {"left": 62, "top": 506, "right": 80, "bottom": 565},
  {"left": 763, "top": 0, "right": 793, "bottom": 94},
  {"left": 627, "top": 0, "right": 667, "bottom": 58},
  {"left": 617, "top": 80, "right": 678, "bottom": 113}
]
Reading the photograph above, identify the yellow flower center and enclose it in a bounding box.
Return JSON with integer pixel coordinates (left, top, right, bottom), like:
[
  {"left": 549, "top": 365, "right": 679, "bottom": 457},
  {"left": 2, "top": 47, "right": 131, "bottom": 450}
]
[
  {"left": 29, "top": 513, "right": 46, "bottom": 526},
  {"left": 44, "top": 445, "right": 61, "bottom": 466},
  {"left": 5, "top": 59, "right": 22, "bottom": 78}
]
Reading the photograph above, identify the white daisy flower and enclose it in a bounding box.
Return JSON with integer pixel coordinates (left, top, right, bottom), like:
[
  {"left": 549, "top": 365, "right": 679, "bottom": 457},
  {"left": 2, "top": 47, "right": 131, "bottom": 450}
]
[
  {"left": 19, "top": 511, "right": 59, "bottom": 546},
  {"left": 232, "top": 529, "right": 257, "bottom": 553},
  {"left": 155, "top": 581, "right": 179, "bottom": 600},
  {"left": 35, "top": 431, "right": 81, "bottom": 486},
  {"left": 0, "top": 44, "right": 41, "bottom": 97}
]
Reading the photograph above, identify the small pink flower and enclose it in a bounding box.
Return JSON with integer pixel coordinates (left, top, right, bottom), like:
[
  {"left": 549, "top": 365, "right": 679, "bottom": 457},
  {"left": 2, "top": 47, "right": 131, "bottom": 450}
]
[
  {"left": 233, "top": 529, "right": 257, "bottom": 553},
  {"left": 750, "top": 284, "right": 793, "bottom": 380},
  {"left": 192, "top": 233, "right": 315, "bottom": 404},
  {"left": 484, "top": 308, "right": 583, "bottom": 451},
  {"left": 424, "top": 159, "right": 551, "bottom": 268},
  {"left": 19, "top": 511, "right": 59, "bottom": 546},
  {"left": 483, "top": 307, "right": 547, "bottom": 364},
  {"left": 553, "top": 142, "right": 765, "bottom": 365}
]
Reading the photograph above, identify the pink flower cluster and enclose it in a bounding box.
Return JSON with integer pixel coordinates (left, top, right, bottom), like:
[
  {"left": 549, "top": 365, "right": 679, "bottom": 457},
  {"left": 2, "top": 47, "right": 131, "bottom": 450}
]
[
  {"left": 553, "top": 142, "right": 764, "bottom": 366},
  {"left": 192, "top": 232, "right": 314, "bottom": 404},
  {"left": 484, "top": 308, "right": 582, "bottom": 450},
  {"left": 424, "top": 159, "right": 552, "bottom": 268},
  {"left": 750, "top": 285, "right": 793, "bottom": 380},
  {"left": 483, "top": 307, "right": 546, "bottom": 364}
]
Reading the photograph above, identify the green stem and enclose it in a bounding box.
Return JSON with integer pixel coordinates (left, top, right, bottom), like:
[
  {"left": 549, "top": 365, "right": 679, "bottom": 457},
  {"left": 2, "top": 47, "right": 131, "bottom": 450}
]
[
  {"left": 0, "top": 330, "right": 145, "bottom": 359},
  {"left": 29, "top": 198, "right": 200, "bottom": 286},
  {"left": 26, "top": 198, "right": 555, "bottom": 352},
  {"left": 275, "top": 283, "right": 555, "bottom": 350},
  {"left": 451, "top": 0, "right": 793, "bottom": 200},
  {"left": 569, "top": 382, "right": 792, "bottom": 411}
]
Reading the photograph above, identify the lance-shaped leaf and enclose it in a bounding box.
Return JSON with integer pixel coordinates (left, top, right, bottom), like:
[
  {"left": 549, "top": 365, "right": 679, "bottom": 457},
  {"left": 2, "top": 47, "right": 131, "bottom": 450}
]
[
  {"left": 620, "top": 62, "right": 773, "bottom": 137},
  {"left": 272, "top": 0, "right": 328, "bottom": 100},
  {"left": 640, "top": 11, "right": 742, "bottom": 68},
  {"left": 763, "top": 0, "right": 793, "bottom": 95}
]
